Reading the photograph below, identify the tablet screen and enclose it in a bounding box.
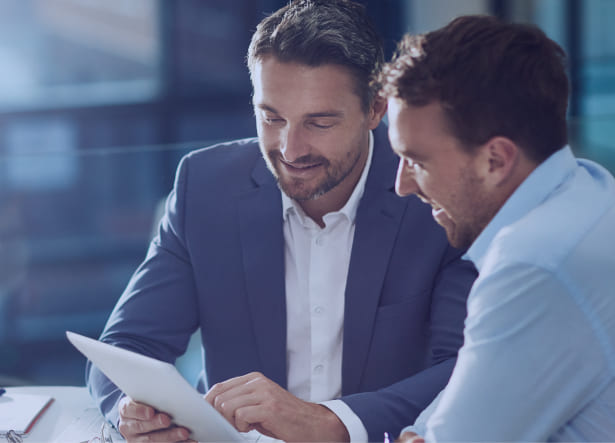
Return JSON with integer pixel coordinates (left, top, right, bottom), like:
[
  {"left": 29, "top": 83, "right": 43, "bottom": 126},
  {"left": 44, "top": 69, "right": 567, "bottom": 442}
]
[{"left": 67, "top": 331, "right": 245, "bottom": 442}]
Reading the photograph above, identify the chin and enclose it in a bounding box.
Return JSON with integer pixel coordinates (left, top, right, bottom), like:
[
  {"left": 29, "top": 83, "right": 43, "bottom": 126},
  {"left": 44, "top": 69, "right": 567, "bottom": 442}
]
[
  {"left": 279, "top": 181, "right": 317, "bottom": 201},
  {"left": 445, "top": 227, "right": 470, "bottom": 250}
]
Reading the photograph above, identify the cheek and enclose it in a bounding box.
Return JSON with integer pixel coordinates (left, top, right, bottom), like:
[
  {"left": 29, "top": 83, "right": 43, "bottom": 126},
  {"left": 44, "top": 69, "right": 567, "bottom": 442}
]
[
  {"left": 414, "top": 173, "right": 441, "bottom": 202},
  {"left": 257, "top": 124, "right": 279, "bottom": 152}
]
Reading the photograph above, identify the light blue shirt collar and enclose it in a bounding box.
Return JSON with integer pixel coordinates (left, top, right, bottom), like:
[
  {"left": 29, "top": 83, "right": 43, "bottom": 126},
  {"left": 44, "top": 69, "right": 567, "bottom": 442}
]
[{"left": 467, "top": 145, "right": 576, "bottom": 271}]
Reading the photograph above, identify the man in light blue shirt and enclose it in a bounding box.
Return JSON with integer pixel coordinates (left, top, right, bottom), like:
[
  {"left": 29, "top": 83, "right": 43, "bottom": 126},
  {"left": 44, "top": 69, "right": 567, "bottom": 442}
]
[{"left": 379, "top": 15, "right": 615, "bottom": 442}]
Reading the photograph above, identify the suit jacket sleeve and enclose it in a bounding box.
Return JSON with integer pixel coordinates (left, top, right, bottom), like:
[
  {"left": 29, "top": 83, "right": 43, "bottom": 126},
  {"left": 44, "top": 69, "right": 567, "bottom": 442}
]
[
  {"left": 341, "top": 244, "right": 476, "bottom": 442},
  {"left": 86, "top": 153, "right": 200, "bottom": 427}
]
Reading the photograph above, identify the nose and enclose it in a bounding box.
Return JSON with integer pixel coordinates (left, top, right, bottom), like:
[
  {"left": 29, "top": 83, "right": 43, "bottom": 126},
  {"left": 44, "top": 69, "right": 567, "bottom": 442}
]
[
  {"left": 395, "top": 158, "right": 419, "bottom": 197},
  {"left": 280, "top": 124, "right": 309, "bottom": 162}
]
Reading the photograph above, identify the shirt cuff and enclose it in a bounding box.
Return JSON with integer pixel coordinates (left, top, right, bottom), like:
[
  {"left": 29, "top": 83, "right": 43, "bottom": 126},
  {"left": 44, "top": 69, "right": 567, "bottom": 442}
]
[
  {"left": 400, "top": 424, "right": 419, "bottom": 437},
  {"left": 403, "top": 388, "right": 444, "bottom": 438},
  {"left": 320, "top": 399, "right": 368, "bottom": 443}
]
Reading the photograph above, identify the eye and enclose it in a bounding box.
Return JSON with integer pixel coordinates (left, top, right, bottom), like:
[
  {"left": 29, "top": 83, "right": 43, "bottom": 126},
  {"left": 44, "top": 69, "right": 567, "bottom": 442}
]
[
  {"left": 310, "top": 122, "right": 334, "bottom": 129},
  {"left": 262, "top": 114, "right": 285, "bottom": 125},
  {"left": 405, "top": 157, "right": 423, "bottom": 170},
  {"left": 307, "top": 117, "right": 338, "bottom": 130},
  {"left": 266, "top": 118, "right": 284, "bottom": 124}
]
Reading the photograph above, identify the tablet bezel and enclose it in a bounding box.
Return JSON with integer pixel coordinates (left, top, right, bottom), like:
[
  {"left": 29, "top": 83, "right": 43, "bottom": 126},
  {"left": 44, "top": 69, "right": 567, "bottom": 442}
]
[{"left": 66, "top": 331, "right": 244, "bottom": 442}]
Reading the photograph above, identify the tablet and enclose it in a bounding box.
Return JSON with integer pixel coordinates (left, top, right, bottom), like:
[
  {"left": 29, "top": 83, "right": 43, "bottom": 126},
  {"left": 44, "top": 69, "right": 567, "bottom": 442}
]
[{"left": 66, "top": 331, "right": 244, "bottom": 442}]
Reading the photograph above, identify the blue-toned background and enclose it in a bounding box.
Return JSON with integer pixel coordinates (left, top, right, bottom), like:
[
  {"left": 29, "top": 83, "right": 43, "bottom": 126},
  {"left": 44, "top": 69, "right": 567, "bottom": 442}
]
[{"left": 1, "top": 0, "right": 614, "bottom": 387}]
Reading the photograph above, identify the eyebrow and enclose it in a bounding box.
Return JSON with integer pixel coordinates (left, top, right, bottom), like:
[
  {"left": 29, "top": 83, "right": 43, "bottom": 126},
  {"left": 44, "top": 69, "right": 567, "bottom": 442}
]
[
  {"left": 395, "top": 146, "right": 428, "bottom": 162},
  {"left": 254, "top": 103, "right": 344, "bottom": 119}
]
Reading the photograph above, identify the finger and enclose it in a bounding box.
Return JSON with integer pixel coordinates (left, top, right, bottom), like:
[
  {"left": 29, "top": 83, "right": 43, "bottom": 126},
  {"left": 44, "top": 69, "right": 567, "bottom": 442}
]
[
  {"left": 208, "top": 373, "right": 270, "bottom": 413},
  {"left": 219, "top": 392, "right": 269, "bottom": 430},
  {"left": 205, "top": 372, "right": 263, "bottom": 403},
  {"left": 215, "top": 390, "right": 265, "bottom": 426},
  {"left": 119, "top": 412, "right": 173, "bottom": 438},
  {"left": 119, "top": 397, "right": 156, "bottom": 421},
  {"left": 233, "top": 404, "right": 270, "bottom": 433},
  {"left": 129, "top": 426, "right": 191, "bottom": 443},
  {"left": 396, "top": 431, "right": 425, "bottom": 443}
]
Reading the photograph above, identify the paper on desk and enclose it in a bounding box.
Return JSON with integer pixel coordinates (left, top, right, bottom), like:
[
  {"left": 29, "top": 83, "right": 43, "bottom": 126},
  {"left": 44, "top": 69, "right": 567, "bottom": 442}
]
[
  {"left": 0, "top": 393, "right": 54, "bottom": 435},
  {"left": 52, "top": 407, "right": 124, "bottom": 443},
  {"left": 52, "top": 408, "right": 283, "bottom": 443}
]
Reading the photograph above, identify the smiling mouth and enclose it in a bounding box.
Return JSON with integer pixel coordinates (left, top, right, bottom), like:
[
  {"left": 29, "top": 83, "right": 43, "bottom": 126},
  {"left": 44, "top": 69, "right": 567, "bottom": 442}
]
[
  {"left": 280, "top": 159, "right": 323, "bottom": 171},
  {"left": 432, "top": 206, "right": 445, "bottom": 216},
  {"left": 430, "top": 205, "right": 453, "bottom": 229}
]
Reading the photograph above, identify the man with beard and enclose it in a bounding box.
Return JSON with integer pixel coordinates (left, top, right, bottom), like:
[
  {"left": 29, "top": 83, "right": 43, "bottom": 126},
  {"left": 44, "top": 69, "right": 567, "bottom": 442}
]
[
  {"left": 86, "top": 1, "right": 476, "bottom": 442},
  {"left": 381, "top": 15, "right": 615, "bottom": 442}
]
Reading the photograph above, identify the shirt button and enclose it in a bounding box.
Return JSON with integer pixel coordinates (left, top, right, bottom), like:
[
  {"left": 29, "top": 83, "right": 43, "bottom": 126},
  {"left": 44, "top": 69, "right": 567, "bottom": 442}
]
[
  {"left": 314, "top": 306, "right": 324, "bottom": 315},
  {"left": 314, "top": 364, "right": 324, "bottom": 373},
  {"left": 315, "top": 237, "right": 324, "bottom": 246}
]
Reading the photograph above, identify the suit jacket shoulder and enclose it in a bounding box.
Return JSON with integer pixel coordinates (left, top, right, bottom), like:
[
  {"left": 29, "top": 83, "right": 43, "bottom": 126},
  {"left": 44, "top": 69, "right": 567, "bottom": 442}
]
[{"left": 180, "top": 137, "right": 274, "bottom": 194}]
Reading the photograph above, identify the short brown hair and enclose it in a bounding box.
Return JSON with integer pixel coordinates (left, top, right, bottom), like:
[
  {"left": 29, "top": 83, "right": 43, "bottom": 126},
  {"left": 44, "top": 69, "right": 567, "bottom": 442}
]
[
  {"left": 379, "top": 15, "right": 569, "bottom": 162},
  {"left": 247, "top": 0, "right": 384, "bottom": 112}
]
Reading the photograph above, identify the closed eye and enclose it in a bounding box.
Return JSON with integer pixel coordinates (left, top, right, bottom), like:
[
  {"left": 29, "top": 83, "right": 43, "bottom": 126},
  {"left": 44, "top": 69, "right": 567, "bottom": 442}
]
[
  {"left": 310, "top": 122, "right": 334, "bottom": 129},
  {"left": 265, "top": 117, "right": 284, "bottom": 124},
  {"left": 405, "top": 157, "right": 423, "bottom": 170},
  {"left": 260, "top": 113, "right": 285, "bottom": 125}
]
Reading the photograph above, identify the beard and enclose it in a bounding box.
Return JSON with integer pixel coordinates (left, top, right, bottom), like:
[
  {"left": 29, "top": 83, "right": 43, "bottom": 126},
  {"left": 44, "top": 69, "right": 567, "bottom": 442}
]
[
  {"left": 265, "top": 148, "right": 363, "bottom": 201},
  {"left": 442, "top": 169, "right": 496, "bottom": 250}
]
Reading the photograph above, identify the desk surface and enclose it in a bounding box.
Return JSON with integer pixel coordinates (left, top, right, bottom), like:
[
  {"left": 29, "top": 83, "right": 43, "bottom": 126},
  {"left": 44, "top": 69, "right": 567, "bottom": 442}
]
[
  {"left": 5, "top": 386, "right": 267, "bottom": 443},
  {"left": 4, "top": 386, "right": 114, "bottom": 443}
]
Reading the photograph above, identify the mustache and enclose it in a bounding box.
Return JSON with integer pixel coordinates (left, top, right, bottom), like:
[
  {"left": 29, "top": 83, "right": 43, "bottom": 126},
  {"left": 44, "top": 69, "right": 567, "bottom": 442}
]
[{"left": 269, "top": 151, "right": 329, "bottom": 166}]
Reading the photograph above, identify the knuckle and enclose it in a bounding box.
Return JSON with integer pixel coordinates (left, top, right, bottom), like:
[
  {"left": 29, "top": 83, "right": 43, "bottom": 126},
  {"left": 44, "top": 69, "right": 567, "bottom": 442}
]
[
  {"left": 135, "top": 434, "right": 152, "bottom": 443},
  {"left": 135, "top": 419, "right": 151, "bottom": 434},
  {"left": 160, "top": 413, "right": 172, "bottom": 427},
  {"left": 138, "top": 403, "right": 154, "bottom": 420},
  {"left": 119, "top": 398, "right": 130, "bottom": 416},
  {"left": 219, "top": 401, "right": 233, "bottom": 416},
  {"left": 236, "top": 421, "right": 251, "bottom": 433},
  {"left": 235, "top": 408, "right": 246, "bottom": 422},
  {"left": 118, "top": 421, "right": 129, "bottom": 436}
]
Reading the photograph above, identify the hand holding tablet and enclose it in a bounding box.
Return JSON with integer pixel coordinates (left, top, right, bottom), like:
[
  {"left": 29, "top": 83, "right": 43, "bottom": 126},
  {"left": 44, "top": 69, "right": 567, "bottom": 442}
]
[{"left": 66, "top": 331, "right": 245, "bottom": 442}]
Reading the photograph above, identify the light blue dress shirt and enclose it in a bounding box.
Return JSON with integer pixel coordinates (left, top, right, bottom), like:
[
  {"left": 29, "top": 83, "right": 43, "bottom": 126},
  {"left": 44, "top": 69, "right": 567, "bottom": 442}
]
[{"left": 405, "top": 146, "right": 615, "bottom": 441}]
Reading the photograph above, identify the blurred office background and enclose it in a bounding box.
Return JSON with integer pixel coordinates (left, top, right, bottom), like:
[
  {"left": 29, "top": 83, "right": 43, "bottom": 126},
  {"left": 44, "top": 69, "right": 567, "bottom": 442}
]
[{"left": 0, "top": 0, "right": 613, "bottom": 387}]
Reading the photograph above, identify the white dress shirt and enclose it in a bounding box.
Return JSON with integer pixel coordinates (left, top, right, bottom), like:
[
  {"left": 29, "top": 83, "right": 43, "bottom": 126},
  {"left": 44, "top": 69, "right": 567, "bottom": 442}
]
[{"left": 281, "top": 132, "right": 373, "bottom": 442}]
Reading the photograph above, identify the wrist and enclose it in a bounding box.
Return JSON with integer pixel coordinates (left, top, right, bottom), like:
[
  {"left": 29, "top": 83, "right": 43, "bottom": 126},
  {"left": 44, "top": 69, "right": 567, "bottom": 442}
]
[{"left": 318, "top": 404, "right": 350, "bottom": 442}]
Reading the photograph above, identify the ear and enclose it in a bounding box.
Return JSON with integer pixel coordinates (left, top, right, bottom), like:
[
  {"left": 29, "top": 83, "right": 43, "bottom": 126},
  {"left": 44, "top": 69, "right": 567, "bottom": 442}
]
[
  {"left": 476, "top": 136, "right": 520, "bottom": 188},
  {"left": 368, "top": 97, "right": 388, "bottom": 129}
]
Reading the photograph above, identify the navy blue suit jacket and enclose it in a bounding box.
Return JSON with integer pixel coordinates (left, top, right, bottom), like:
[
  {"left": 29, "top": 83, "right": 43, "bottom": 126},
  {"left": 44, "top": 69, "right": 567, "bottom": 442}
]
[{"left": 87, "top": 124, "right": 476, "bottom": 441}]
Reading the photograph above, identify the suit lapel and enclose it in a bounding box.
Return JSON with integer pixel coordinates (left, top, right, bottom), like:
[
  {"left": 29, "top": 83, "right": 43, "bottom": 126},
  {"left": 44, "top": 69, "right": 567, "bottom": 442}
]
[
  {"left": 238, "top": 158, "right": 288, "bottom": 388},
  {"left": 342, "top": 125, "right": 408, "bottom": 394}
]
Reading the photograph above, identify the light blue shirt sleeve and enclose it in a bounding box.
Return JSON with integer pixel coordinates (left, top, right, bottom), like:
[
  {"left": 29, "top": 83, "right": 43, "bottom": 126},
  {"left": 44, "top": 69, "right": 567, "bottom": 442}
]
[
  {"left": 421, "top": 263, "right": 608, "bottom": 442},
  {"left": 400, "top": 389, "right": 443, "bottom": 437}
]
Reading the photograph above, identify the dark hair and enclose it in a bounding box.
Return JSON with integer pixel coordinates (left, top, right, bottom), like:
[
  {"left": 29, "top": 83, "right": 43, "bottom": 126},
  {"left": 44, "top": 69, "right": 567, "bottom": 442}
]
[
  {"left": 379, "top": 15, "right": 569, "bottom": 162},
  {"left": 247, "top": 0, "right": 384, "bottom": 112}
]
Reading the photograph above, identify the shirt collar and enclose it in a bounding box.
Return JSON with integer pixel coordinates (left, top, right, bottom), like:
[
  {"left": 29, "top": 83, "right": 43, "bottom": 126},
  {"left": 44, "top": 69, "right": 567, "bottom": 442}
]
[
  {"left": 466, "top": 145, "right": 577, "bottom": 271},
  {"left": 282, "top": 130, "right": 374, "bottom": 226}
]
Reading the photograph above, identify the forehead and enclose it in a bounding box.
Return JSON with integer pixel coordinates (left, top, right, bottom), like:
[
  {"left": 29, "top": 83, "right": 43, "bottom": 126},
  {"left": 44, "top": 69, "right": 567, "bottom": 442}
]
[
  {"left": 251, "top": 57, "right": 363, "bottom": 114},
  {"left": 387, "top": 99, "right": 456, "bottom": 156}
]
